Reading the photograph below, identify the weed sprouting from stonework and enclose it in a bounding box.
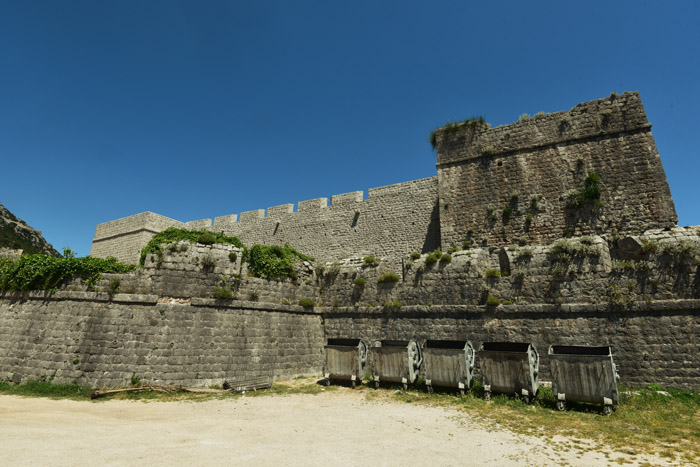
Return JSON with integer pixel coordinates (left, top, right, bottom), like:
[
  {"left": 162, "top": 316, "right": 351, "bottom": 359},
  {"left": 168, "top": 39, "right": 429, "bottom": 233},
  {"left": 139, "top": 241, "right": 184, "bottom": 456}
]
[
  {"left": 566, "top": 172, "right": 603, "bottom": 209},
  {"left": 363, "top": 256, "right": 381, "bottom": 268},
  {"left": 377, "top": 273, "right": 400, "bottom": 284},
  {"left": 213, "top": 286, "right": 234, "bottom": 300},
  {"left": 429, "top": 115, "right": 488, "bottom": 150}
]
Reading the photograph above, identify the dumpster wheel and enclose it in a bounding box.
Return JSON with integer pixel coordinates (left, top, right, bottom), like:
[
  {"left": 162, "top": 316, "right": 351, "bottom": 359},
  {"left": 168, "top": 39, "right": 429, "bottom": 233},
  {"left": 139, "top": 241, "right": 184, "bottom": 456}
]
[
  {"left": 520, "top": 394, "right": 530, "bottom": 405},
  {"left": 556, "top": 400, "right": 566, "bottom": 411},
  {"left": 603, "top": 405, "right": 613, "bottom": 416},
  {"left": 484, "top": 390, "right": 491, "bottom": 401}
]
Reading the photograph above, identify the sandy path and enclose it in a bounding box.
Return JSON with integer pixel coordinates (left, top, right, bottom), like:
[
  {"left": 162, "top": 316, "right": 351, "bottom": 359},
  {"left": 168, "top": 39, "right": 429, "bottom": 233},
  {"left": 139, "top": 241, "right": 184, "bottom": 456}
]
[{"left": 0, "top": 390, "right": 665, "bottom": 466}]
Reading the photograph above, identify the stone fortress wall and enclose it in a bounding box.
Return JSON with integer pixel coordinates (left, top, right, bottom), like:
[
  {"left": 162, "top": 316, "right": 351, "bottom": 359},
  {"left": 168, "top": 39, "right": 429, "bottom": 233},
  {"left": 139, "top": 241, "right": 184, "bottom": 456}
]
[
  {"left": 5, "top": 91, "right": 695, "bottom": 391},
  {"left": 435, "top": 91, "right": 677, "bottom": 249},
  {"left": 90, "top": 92, "right": 677, "bottom": 266},
  {"left": 91, "top": 177, "right": 440, "bottom": 264}
]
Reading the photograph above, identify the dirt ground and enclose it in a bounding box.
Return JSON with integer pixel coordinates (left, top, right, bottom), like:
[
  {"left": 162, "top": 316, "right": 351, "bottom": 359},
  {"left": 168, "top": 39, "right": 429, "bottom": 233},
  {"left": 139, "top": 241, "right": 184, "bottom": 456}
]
[{"left": 0, "top": 388, "right": 670, "bottom": 466}]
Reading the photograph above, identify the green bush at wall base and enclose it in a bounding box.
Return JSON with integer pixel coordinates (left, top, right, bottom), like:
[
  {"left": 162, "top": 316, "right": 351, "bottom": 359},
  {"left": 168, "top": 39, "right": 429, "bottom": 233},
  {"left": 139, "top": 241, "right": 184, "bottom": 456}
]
[{"left": 298, "top": 298, "right": 315, "bottom": 307}]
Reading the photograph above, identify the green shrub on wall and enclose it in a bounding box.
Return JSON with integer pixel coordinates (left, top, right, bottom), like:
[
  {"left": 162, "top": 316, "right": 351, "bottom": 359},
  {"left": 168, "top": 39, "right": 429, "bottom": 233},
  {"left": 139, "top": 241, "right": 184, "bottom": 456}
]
[
  {"left": 377, "top": 273, "right": 400, "bottom": 284},
  {"left": 247, "top": 244, "right": 314, "bottom": 280},
  {"left": 139, "top": 228, "right": 244, "bottom": 267},
  {"left": 0, "top": 255, "right": 136, "bottom": 292}
]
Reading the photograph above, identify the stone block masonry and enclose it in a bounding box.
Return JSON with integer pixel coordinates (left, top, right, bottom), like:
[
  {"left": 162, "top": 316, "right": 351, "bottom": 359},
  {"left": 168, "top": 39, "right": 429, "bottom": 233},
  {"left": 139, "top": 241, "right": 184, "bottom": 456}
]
[
  {"left": 435, "top": 91, "right": 677, "bottom": 249},
  {"left": 90, "top": 92, "right": 677, "bottom": 266},
  {"left": 91, "top": 177, "right": 441, "bottom": 264},
  {"left": 1, "top": 292, "right": 697, "bottom": 389},
  {"left": 322, "top": 302, "right": 700, "bottom": 390},
  {"left": 0, "top": 292, "right": 324, "bottom": 387},
  {"left": 90, "top": 212, "right": 184, "bottom": 264}
]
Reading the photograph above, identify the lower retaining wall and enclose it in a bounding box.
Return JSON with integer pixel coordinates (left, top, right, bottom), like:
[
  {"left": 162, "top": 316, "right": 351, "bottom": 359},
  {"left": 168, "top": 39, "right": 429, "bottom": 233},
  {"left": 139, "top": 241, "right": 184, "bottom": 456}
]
[
  {"left": 0, "top": 293, "right": 698, "bottom": 390},
  {"left": 323, "top": 301, "right": 700, "bottom": 390},
  {"left": 0, "top": 292, "right": 324, "bottom": 387}
]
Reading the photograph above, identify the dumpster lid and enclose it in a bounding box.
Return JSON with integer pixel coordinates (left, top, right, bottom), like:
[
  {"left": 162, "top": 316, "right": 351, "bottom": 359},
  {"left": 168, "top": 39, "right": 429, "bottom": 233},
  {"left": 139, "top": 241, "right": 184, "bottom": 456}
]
[
  {"left": 326, "top": 338, "right": 363, "bottom": 346},
  {"left": 480, "top": 342, "right": 533, "bottom": 352},
  {"left": 425, "top": 340, "right": 469, "bottom": 350},
  {"left": 375, "top": 339, "right": 410, "bottom": 347},
  {"left": 549, "top": 345, "right": 612, "bottom": 356}
]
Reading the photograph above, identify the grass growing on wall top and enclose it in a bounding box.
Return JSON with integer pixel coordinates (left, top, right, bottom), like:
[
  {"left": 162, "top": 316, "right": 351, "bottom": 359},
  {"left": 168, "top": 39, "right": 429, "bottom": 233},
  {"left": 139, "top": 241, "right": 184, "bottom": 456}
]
[
  {"left": 139, "top": 228, "right": 245, "bottom": 266},
  {"left": 429, "top": 116, "right": 488, "bottom": 150},
  {"left": 0, "top": 254, "right": 136, "bottom": 292}
]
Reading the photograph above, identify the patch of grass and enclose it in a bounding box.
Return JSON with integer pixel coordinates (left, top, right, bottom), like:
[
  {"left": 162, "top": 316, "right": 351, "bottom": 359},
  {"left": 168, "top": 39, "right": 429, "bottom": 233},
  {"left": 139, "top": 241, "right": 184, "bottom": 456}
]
[
  {"left": 439, "top": 253, "right": 452, "bottom": 263},
  {"left": 429, "top": 116, "right": 487, "bottom": 150},
  {"left": 382, "top": 300, "right": 402, "bottom": 308},
  {"left": 424, "top": 249, "right": 442, "bottom": 267},
  {"left": 298, "top": 298, "right": 315, "bottom": 307},
  {"left": 380, "top": 383, "right": 700, "bottom": 464},
  {"left": 485, "top": 269, "right": 501, "bottom": 278},
  {"left": 0, "top": 379, "right": 93, "bottom": 400},
  {"left": 502, "top": 206, "right": 512, "bottom": 223},
  {"left": 410, "top": 252, "right": 421, "bottom": 260},
  {"left": 200, "top": 253, "right": 216, "bottom": 270},
  {"left": 377, "top": 273, "right": 400, "bottom": 284},
  {"left": 486, "top": 295, "right": 500, "bottom": 306},
  {"left": 363, "top": 256, "right": 380, "bottom": 268},
  {"left": 549, "top": 238, "right": 600, "bottom": 258},
  {"left": 566, "top": 172, "right": 603, "bottom": 209},
  {"left": 640, "top": 238, "right": 658, "bottom": 253},
  {"left": 197, "top": 232, "right": 217, "bottom": 245},
  {"left": 212, "top": 286, "right": 234, "bottom": 300},
  {"left": 354, "top": 277, "right": 366, "bottom": 287},
  {"left": 108, "top": 278, "right": 121, "bottom": 295},
  {"left": 228, "top": 252, "right": 238, "bottom": 262}
]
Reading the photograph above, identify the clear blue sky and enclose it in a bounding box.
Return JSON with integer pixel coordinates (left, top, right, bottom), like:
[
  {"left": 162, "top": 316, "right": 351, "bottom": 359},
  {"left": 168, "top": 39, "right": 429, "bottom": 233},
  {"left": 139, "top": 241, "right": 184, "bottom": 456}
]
[{"left": 1, "top": 1, "right": 698, "bottom": 257}]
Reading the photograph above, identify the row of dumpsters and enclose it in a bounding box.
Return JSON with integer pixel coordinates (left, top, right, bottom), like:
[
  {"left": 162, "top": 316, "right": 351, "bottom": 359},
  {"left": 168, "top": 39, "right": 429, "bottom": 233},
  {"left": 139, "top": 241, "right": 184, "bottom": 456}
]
[{"left": 323, "top": 339, "right": 620, "bottom": 415}]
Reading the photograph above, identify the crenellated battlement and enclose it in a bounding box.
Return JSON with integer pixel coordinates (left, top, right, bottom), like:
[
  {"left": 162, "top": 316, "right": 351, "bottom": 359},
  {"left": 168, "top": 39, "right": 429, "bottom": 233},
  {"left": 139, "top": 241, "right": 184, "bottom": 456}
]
[{"left": 90, "top": 177, "right": 440, "bottom": 263}]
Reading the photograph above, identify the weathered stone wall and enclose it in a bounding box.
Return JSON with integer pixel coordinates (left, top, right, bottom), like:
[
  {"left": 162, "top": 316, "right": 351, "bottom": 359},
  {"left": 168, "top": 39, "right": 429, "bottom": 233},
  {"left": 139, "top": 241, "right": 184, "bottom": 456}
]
[
  {"left": 0, "top": 292, "right": 324, "bottom": 387},
  {"left": 90, "top": 212, "right": 184, "bottom": 264},
  {"left": 1, "top": 292, "right": 697, "bottom": 390},
  {"left": 216, "top": 177, "right": 440, "bottom": 262},
  {"left": 90, "top": 178, "right": 440, "bottom": 264},
  {"left": 435, "top": 91, "right": 678, "bottom": 249},
  {"left": 312, "top": 228, "right": 700, "bottom": 308},
  {"left": 322, "top": 301, "right": 700, "bottom": 390}
]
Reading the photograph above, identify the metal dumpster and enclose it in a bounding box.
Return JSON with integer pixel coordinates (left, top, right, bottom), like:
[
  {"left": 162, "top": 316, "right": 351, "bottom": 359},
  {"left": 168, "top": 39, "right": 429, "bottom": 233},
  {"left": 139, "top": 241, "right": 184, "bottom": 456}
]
[
  {"left": 478, "top": 342, "right": 539, "bottom": 403},
  {"left": 323, "top": 338, "right": 368, "bottom": 387},
  {"left": 548, "top": 345, "right": 620, "bottom": 415},
  {"left": 370, "top": 340, "right": 422, "bottom": 390},
  {"left": 422, "top": 340, "right": 475, "bottom": 395}
]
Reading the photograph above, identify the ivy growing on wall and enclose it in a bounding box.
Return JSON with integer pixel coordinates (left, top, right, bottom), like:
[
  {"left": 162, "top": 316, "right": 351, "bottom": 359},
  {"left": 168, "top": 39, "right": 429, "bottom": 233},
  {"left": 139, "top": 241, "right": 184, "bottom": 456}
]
[{"left": 0, "top": 254, "right": 136, "bottom": 291}]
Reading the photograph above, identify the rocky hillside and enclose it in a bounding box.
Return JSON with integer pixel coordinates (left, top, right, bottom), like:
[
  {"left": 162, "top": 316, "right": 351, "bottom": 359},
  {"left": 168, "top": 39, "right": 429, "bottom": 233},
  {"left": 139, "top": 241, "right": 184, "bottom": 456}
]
[{"left": 0, "top": 202, "right": 60, "bottom": 256}]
